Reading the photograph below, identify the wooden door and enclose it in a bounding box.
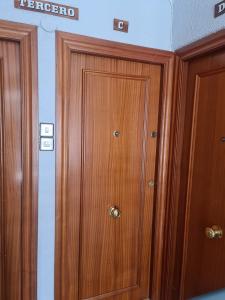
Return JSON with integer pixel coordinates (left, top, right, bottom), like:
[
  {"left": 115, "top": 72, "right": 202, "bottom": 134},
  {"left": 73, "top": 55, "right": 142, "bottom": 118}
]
[
  {"left": 179, "top": 49, "right": 225, "bottom": 299},
  {"left": 0, "top": 21, "right": 38, "bottom": 300},
  {"left": 0, "top": 38, "right": 23, "bottom": 300},
  {"left": 55, "top": 44, "right": 162, "bottom": 299}
]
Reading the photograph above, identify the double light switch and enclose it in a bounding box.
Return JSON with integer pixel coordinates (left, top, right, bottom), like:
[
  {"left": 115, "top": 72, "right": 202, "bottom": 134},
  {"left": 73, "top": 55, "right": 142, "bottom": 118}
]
[{"left": 40, "top": 123, "right": 54, "bottom": 151}]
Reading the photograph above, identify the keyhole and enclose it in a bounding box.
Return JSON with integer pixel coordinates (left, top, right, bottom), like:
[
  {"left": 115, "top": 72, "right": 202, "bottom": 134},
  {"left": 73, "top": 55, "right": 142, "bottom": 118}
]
[{"left": 113, "top": 130, "right": 120, "bottom": 138}]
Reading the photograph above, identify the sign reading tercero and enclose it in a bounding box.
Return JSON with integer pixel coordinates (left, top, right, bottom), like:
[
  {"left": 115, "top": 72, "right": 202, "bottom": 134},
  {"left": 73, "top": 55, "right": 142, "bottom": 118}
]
[
  {"left": 215, "top": 1, "right": 225, "bottom": 18},
  {"left": 14, "top": 0, "right": 79, "bottom": 20}
]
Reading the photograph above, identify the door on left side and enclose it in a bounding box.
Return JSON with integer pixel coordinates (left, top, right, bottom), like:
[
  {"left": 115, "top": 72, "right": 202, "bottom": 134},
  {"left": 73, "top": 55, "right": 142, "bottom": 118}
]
[{"left": 0, "top": 22, "right": 38, "bottom": 300}]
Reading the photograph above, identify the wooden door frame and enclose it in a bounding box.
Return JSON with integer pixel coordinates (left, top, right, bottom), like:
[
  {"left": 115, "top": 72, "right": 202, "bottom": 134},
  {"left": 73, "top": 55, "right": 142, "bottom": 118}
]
[
  {"left": 0, "top": 20, "right": 38, "bottom": 300},
  {"left": 55, "top": 31, "right": 175, "bottom": 300},
  {"left": 165, "top": 30, "right": 225, "bottom": 300}
]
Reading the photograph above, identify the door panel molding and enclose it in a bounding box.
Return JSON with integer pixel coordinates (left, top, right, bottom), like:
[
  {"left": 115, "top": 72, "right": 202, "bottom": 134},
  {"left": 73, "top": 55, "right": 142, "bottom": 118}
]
[
  {"left": 176, "top": 29, "right": 225, "bottom": 60},
  {"left": 167, "top": 29, "right": 225, "bottom": 300},
  {"left": 55, "top": 31, "right": 175, "bottom": 300},
  {"left": 0, "top": 20, "right": 38, "bottom": 300}
]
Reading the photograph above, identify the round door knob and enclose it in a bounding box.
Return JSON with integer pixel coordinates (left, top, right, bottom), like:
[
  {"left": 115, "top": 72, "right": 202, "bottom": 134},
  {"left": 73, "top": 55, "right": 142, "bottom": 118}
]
[
  {"left": 108, "top": 206, "right": 121, "bottom": 219},
  {"left": 205, "top": 225, "right": 223, "bottom": 239}
]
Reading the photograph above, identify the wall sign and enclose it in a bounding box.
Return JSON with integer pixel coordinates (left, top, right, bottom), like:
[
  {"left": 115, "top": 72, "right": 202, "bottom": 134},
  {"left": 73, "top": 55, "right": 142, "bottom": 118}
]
[
  {"left": 113, "top": 19, "right": 129, "bottom": 33},
  {"left": 215, "top": 1, "right": 225, "bottom": 17},
  {"left": 14, "top": 0, "right": 79, "bottom": 20}
]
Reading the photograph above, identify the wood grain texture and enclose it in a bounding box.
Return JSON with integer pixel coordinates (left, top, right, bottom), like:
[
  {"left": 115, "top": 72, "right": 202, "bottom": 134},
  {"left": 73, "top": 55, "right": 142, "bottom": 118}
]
[
  {"left": 55, "top": 32, "right": 175, "bottom": 300},
  {"left": 167, "top": 58, "right": 189, "bottom": 300},
  {"left": 62, "top": 52, "right": 161, "bottom": 300},
  {"left": 177, "top": 29, "right": 225, "bottom": 61},
  {"left": 168, "top": 30, "right": 225, "bottom": 300},
  {"left": 159, "top": 55, "right": 186, "bottom": 300},
  {"left": 180, "top": 58, "right": 225, "bottom": 300},
  {"left": 0, "top": 38, "right": 22, "bottom": 300},
  {"left": 0, "top": 58, "right": 4, "bottom": 300},
  {"left": 80, "top": 71, "right": 149, "bottom": 297},
  {"left": 150, "top": 50, "right": 175, "bottom": 300},
  {"left": 186, "top": 70, "right": 225, "bottom": 297},
  {"left": 0, "top": 20, "right": 38, "bottom": 300},
  {"left": 56, "top": 31, "right": 173, "bottom": 65}
]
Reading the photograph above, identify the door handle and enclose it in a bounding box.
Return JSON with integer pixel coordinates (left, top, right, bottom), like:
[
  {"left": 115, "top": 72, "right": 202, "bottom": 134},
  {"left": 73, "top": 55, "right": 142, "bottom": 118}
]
[
  {"left": 205, "top": 225, "right": 223, "bottom": 239},
  {"left": 108, "top": 206, "right": 121, "bottom": 219}
]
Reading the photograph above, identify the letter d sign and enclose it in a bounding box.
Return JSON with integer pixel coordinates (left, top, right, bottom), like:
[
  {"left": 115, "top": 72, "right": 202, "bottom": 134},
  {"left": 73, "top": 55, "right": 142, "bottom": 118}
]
[
  {"left": 215, "top": 1, "right": 225, "bottom": 17},
  {"left": 219, "top": 3, "right": 225, "bottom": 13}
]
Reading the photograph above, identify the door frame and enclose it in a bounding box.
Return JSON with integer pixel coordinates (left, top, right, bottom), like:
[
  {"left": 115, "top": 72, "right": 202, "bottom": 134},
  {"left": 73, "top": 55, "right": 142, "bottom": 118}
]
[
  {"left": 55, "top": 31, "right": 175, "bottom": 300},
  {"left": 166, "top": 30, "right": 225, "bottom": 300},
  {"left": 0, "top": 20, "right": 38, "bottom": 300}
]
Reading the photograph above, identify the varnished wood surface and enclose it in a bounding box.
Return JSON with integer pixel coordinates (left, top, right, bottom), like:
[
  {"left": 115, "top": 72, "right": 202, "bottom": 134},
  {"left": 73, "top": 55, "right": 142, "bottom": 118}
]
[
  {"left": 177, "top": 29, "right": 225, "bottom": 60},
  {"left": 0, "top": 39, "right": 22, "bottom": 300},
  {"left": 80, "top": 71, "right": 148, "bottom": 297},
  {"left": 0, "top": 57, "right": 4, "bottom": 300},
  {"left": 61, "top": 52, "right": 161, "bottom": 300},
  {"left": 0, "top": 21, "right": 38, "bottom": 300},
  {"left": 56, "top": 31, "right": 173, "bottom": 64},
  {"left": 55, "top": 32, "right": 173, "bottom": 299},
  {"left": 159, "top": 55, "right": 185, "bottom": 300},
  {"left": 180, "top": 52, "right": 225, "bottom": 299},
  {"left": 166, "top": 57, "right": 189, "bottom": 300},
  {"left": 168, "top": 30, "right": 225, "bottom": 300}
]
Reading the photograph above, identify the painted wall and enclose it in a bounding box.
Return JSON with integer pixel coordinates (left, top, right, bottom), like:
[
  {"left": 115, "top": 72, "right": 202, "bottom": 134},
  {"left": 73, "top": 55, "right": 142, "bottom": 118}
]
[
  {"left": 192, "top": 289, "right": 225, "bottom": 300},
  {"left": 0, "top": 1, "right": 172, "bottom": 300},
  {"left": 172, "top": 0, "right": 225, "bottom": 49}
]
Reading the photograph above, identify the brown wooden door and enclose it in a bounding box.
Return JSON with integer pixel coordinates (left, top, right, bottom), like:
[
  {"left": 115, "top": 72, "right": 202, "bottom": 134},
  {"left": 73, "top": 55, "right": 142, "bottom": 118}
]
[
  {"left": 180, "top": 49, "right": 225, "bottom": 299},
  {"left": 56, "top": 50, "right": 162, "bottom": 299},
  {"left": 0, "top": 38, "right": 23, "bottom": 300},
  {"left": 0, "top": 24, "right": 38, "bottom": 300}
]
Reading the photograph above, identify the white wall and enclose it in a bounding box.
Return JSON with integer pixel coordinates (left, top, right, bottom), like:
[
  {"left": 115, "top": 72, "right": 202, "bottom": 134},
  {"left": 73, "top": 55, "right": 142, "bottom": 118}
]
[
  {"left": 172, "top": 0, "right": 225, "bottom": 49},
  {"left": 0, "top": 1, "right": 173, "bottom": 300}
]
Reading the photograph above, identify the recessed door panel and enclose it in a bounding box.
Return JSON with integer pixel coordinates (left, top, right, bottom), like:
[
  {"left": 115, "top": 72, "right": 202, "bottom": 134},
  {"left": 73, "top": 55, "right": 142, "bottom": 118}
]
[
  {"left": 80, "top": 72, "right": 148, "bottom": 298},
  {"left": 0, "top": 40, "right": 22, "bottom": 300},
  {"left": 56, "top": 50, "right": 161, "bottom": 300},
  {"left": 181, "top": 50, "right": 225, "bottom": 299},
  {"left": 0, "top": 24, "right": 37, "bottom": 300}
]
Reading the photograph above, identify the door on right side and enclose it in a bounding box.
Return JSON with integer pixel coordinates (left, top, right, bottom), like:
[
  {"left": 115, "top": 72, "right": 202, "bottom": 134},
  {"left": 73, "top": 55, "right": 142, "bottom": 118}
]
[{"left": 180, "top": 49, "right": 225, "bottom": 299}]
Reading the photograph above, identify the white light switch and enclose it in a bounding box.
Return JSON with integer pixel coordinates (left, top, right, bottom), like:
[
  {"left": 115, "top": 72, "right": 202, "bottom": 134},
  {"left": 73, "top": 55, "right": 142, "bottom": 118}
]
[
  {"left": 40, "top": 137, "right": 54, "bottom": 151},
  {"left": 40, "top": 123, "right": 54, "bottom": 137}
]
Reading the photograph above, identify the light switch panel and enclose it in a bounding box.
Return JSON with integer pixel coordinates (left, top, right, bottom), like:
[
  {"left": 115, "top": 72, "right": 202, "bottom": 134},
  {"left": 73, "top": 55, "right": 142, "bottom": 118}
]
[
  {"left": 40, "top": 123, "right": 54, "bottom": 137},
  {"left": 40, "top": 137, "right": 54, "bottom": 151}
]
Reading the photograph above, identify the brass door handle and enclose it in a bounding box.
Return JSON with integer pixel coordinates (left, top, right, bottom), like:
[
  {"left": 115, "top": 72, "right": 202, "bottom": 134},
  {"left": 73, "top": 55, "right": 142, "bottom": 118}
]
[
  {"left": 205, "top": 225, "right": 223, "bottom": 239},
  {"left": 108, "top": 206, "right": 121, "bottom": 219}
]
